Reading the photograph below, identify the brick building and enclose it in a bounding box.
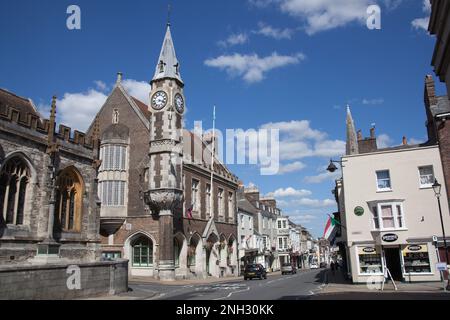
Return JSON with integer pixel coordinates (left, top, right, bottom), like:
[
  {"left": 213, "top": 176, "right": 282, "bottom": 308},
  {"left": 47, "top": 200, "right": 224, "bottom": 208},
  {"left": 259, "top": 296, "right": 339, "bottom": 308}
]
[{"left": 90, "top": 23, "right": 239, "bottom": 280}]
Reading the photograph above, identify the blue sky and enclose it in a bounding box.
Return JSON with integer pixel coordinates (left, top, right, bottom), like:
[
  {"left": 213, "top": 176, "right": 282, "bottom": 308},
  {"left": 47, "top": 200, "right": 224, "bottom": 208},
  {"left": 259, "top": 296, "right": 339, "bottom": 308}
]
[{"left": 0, "top": 0, "right": 447, "bottom": 238}]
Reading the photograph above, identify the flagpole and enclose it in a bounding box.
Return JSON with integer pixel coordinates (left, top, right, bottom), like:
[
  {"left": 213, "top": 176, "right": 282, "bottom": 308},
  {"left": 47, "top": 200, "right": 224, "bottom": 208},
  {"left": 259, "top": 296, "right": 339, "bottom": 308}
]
[{"left": 209, "top": 106, "right": 216, "bottom": 219}]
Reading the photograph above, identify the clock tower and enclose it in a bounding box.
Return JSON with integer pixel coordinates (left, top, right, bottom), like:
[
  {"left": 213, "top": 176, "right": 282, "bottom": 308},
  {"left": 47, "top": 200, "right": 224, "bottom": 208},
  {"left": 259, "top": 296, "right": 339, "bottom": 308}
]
[{"left": 145, "top": 22, "right": 185, "bottom": 281}]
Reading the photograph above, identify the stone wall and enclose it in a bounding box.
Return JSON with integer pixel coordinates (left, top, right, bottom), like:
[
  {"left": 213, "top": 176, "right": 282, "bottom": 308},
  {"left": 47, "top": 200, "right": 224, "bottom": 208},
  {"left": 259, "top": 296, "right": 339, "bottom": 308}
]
[{"left": 0, "top": 260, "right": 128, "bottom": 300}]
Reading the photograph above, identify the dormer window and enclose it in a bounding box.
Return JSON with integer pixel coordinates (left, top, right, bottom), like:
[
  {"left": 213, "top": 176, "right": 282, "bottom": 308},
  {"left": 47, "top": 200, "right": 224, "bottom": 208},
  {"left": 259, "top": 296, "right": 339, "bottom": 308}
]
[
  {"left": 174, "top": 62, "right": 180, "bottom": 75},
  {"left": 158, "top": 60, "right": 166, "bottom": 73}
]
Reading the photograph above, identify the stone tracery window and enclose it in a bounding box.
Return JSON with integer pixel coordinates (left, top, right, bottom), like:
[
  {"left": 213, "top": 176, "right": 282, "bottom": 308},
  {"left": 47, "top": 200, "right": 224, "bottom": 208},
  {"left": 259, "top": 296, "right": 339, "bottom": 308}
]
[
  {"left": 0, "top": 157, "right": 31, "bottom": 225},
  {"left": 55, "top": 168, "right": 83, "bottom": 232}
]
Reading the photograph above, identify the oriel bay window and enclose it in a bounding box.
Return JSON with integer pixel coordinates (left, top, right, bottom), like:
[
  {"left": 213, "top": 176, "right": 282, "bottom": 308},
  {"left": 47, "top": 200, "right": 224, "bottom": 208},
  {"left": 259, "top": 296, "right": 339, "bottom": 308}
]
[
  {"left": 372, "top": 202, "right": 405, "bottom": 231},
  {"left": 55, "top": 168, "right": 83, "bottom": 232},
  {"left": 100, "top": 144, "right": 127, "bottom": 171},
  {"left": 99, "top": 181, "right": 126, "bottom": 206}
]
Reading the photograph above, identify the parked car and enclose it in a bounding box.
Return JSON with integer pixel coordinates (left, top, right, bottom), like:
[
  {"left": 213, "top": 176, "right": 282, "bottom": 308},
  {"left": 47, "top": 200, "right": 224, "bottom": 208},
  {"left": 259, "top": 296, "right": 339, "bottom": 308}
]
[
  {"left": 243, "top": 264, "right": 267, "bottom": 280},
  {"left": 320, "top": 262, "right": 328, "bottom": 268},
  {"left": 310, "top": 263, "right": 319, "bottom": 269},
  {"left": 281, "top": 263, "right": 297, "bottom": 275}
]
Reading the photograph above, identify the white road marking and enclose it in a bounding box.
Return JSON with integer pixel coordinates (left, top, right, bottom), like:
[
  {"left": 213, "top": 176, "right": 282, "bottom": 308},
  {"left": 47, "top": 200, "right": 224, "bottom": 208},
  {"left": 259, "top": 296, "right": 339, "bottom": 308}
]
[{"left": 214, "top": 286, "right": 251, "bottom": 300}]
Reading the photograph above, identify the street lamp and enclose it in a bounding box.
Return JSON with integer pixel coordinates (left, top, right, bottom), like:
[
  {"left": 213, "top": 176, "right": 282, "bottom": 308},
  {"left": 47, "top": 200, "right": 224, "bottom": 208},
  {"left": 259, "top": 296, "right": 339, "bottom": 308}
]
[
  {"left": 432, "top": 179, "right": 450, "bottom": 291},
  {"left": 326, "top": 159, "right": 346, "bottom": 173}
]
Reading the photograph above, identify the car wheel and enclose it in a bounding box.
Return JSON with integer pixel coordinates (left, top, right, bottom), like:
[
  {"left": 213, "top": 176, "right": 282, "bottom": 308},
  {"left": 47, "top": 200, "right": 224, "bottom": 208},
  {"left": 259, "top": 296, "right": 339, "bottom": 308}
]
[{"left": 264, "top": 275, "right": 267, "bottom": 279}]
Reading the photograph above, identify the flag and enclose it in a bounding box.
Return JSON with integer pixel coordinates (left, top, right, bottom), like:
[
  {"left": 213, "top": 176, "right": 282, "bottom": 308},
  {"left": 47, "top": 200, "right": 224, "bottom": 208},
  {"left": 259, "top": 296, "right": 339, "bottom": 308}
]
[
  {"left": 324, "top": 215, "right": 340, "bottom": 240},
  {"left": 186, "top": 204, "right": 193, "bottom": 219}
]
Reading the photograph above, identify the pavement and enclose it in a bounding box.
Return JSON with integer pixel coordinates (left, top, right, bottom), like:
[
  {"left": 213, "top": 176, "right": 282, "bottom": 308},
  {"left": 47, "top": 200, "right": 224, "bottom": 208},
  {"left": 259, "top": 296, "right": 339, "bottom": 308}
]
[{"left": 313, "top": 268, "right": 450, "bottom": 299}]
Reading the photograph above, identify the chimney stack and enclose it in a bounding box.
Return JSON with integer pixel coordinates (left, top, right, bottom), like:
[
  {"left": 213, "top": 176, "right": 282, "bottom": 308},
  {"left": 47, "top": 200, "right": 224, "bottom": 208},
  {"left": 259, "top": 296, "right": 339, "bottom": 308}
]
[
  {"left": 402, "top": 136, "right": 408, "bottom": 146},
  {"left": 357, "top": 130, "right": 363, "bottom": 141}
]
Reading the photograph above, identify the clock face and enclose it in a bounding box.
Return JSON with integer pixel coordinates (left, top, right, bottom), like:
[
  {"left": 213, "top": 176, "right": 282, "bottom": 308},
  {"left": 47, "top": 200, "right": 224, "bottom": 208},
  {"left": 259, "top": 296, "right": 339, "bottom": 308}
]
[
  {"left": 174, "top": 93, "right": 185, "bottom": 113},
  {"left": 151, "top": 91, "right": 168, "bottom": 110}
]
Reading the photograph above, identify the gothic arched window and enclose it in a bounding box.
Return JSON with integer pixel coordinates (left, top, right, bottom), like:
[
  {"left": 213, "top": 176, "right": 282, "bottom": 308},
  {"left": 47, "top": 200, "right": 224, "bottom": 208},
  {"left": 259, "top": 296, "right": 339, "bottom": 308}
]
[
  {"left": 0, "top": 157, "right": 31, "bottom": 225},
  {"left": 132, "top": 236, "right": 153, "bottom": 267},
  {"left": 112, "top": 109, "right": 119, "bottom": 124},
  {"left": 55, "top": 168, "right": 83, "bottom": 232}
]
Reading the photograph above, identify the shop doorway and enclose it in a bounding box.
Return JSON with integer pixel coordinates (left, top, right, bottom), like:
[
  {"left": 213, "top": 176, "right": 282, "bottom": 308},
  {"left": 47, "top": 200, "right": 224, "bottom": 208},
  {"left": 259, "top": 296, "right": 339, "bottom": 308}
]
[{"left": 384, "top": 248, "right": 403, "bottom": 281}]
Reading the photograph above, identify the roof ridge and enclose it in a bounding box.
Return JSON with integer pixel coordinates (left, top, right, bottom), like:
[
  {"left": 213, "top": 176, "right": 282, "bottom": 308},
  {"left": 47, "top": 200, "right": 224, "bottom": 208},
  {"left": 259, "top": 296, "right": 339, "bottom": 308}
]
[{"left": 0, "top": 87, "right": 31, "bottom": 103}]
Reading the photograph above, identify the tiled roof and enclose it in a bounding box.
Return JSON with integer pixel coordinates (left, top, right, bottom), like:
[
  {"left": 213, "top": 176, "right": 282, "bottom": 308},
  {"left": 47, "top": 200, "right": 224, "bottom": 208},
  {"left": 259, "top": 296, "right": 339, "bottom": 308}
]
[
  {"left": 0, "top": 88, "right": 41, "bottom": 122},
  {"left": 131, "top": 97, "right": 151, "bottom": 119}
]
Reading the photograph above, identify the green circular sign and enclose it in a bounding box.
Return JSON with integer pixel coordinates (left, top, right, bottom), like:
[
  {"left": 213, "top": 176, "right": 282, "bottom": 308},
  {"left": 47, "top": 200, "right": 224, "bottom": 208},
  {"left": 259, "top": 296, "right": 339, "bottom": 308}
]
[{"left": 354, "top": 206, "right": 364, "bottom": 216}]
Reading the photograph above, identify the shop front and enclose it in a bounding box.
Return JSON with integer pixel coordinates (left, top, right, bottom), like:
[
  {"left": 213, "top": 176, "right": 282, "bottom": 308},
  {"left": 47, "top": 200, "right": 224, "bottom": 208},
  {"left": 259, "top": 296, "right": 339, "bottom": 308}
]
[{"left": 349, "top": 241, "right": 441, "bottom": 284}]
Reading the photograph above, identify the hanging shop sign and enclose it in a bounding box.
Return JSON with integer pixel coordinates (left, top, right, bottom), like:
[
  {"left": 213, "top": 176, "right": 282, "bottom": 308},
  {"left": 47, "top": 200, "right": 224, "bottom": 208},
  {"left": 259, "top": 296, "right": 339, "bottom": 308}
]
[
  {"left": 382, "top": 233, "right": 398, "bottom": 243},
  {"left": 354, "top": 206, "right": 365, "bottom": 216}
]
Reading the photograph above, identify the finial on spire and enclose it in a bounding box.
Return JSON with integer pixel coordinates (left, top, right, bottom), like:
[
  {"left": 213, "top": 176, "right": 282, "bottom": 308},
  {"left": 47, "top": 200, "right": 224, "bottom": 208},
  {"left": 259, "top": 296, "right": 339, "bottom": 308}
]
[{"left": 116, "top": 72, "right": 123, "bottom": 84}]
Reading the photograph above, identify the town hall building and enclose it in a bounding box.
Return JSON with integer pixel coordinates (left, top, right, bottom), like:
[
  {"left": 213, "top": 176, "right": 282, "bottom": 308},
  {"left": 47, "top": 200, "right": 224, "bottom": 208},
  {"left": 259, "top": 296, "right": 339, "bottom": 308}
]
[{"left": 89, "top": 23, "right": 240, "bottom": 281}]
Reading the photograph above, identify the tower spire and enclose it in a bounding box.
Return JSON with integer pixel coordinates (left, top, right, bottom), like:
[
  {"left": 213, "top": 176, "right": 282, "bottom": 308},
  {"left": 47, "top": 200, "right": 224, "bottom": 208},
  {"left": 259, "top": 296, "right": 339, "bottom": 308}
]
[
  {"left": 151, "top": 21, "right": 183, "bottom": 86},
  {"left": 346, "top": 105, "right": 359, "bottom": 155}
]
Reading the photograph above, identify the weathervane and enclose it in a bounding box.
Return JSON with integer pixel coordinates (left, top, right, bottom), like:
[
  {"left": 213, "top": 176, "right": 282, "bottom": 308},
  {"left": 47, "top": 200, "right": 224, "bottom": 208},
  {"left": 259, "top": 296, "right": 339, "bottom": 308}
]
[{"left": 167, "top": 3, "right": 171, "bottom": 26}]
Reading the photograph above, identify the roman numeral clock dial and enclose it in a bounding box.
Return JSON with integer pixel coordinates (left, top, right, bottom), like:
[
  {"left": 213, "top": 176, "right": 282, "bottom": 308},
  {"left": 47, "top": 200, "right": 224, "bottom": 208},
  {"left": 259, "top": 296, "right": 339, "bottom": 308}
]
[
  {"left": 175, "top": 93, "right": 184, "bottom": 114},
  {"left": 151, "top": 91, "right": 168, "bottom": 110}
]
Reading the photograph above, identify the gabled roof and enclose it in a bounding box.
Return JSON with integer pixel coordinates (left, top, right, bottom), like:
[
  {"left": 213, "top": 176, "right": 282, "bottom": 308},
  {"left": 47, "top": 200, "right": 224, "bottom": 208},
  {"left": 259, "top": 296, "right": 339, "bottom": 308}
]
[{"left": 152, "top": 25, "right": 183, "bottom": 85}]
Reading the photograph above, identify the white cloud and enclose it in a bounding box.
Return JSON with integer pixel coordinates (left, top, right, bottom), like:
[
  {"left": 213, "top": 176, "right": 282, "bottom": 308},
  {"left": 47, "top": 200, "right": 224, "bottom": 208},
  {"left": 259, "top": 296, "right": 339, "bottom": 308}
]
[
  {"left": 94, "top": 80, "right": 108, "bottom": 92},
  {"left": 294, "top": 198, "right": 336, "bottom": 208},
  {"left": 37, "top": 78, "right": 151, "bottom": 132},
  {"left": 277, "top": 161, "right": 306, "bottom": 174},
  {"left": 204, "top": 52, "right": 305, "bottom": 83},
  {"left": 304, "top": 171, "right": 340, "bottom": 184},
  {"left": 121, "top": 79, "right": 151, "bottom": 104},
  {"left": 409, "top": 137, "right": 426, "bottom": 145},
  {"left": 412, "top": 17, "right": 430, "bottom": 31},
  {"left": 362, "top": 98, "right": 384, "bottom": 105},
  {"left": 266, "top": 187, "right": 312, "bottom": 198},
  {"left": 261, "top": 120, "right": 327, "bottom": 141},
  {"left": 291, "top": 214, "right": 318, "bottom": 223},
  {"left": 260, "top": 120, "right": 345, "bottom": 161},
  {"left": 412, "top": 0, "right": 431, "bottom": 32},
  {"left": 47, "top": 89, "right": 108, "bottom": 132},
  {"left": 253, "top": 22, "right": 295, "bottom": 40},
  {"left": 278, "top": 0, "right": 373, "bottom": 35},
  {"left": 218, "top": 33, "right": 249, "bottom": 47},
  {"left": 377, "top": 133, "right": 393, "bottom": 149}
]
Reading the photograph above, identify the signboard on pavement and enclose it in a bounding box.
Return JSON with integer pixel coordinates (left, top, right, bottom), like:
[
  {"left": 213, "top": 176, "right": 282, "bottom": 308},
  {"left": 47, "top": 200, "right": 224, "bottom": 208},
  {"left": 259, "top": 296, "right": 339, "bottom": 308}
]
[{"left": 436, "top": 263, "right": 447, "bottom": 272}]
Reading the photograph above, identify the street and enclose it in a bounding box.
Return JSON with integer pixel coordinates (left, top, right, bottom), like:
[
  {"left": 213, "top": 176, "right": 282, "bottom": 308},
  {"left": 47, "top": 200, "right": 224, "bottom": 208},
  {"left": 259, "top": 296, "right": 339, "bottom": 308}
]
[{"left": 128, "top": 269, "right": 326, "bottom": 300}]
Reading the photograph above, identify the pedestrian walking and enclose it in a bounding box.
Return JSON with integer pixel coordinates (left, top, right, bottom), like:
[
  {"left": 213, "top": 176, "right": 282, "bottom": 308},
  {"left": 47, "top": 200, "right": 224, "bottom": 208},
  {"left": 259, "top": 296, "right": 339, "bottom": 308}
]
[{"left": 330, "top": 261, "right": 335, "bottom": 276}]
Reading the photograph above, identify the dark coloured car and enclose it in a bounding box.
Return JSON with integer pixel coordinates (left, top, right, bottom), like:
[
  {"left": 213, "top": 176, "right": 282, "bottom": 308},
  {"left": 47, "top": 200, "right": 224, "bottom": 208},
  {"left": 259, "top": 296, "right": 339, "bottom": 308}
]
[
  {"left": 243, "top": 264, "right": 267, "bottom": 280},
  {"left": 320, "top": 262, "right": 328, "bottom": 268}
]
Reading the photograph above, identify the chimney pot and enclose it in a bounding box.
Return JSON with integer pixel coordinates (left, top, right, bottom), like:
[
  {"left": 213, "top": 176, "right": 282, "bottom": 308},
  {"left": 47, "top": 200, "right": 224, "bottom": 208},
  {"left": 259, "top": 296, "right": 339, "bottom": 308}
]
[
  {"left": 370, "top": 127, "right": 376, "bottom": 139},
  {"left": 402, "top": 136, "right": 407, "bottom": 145}
]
